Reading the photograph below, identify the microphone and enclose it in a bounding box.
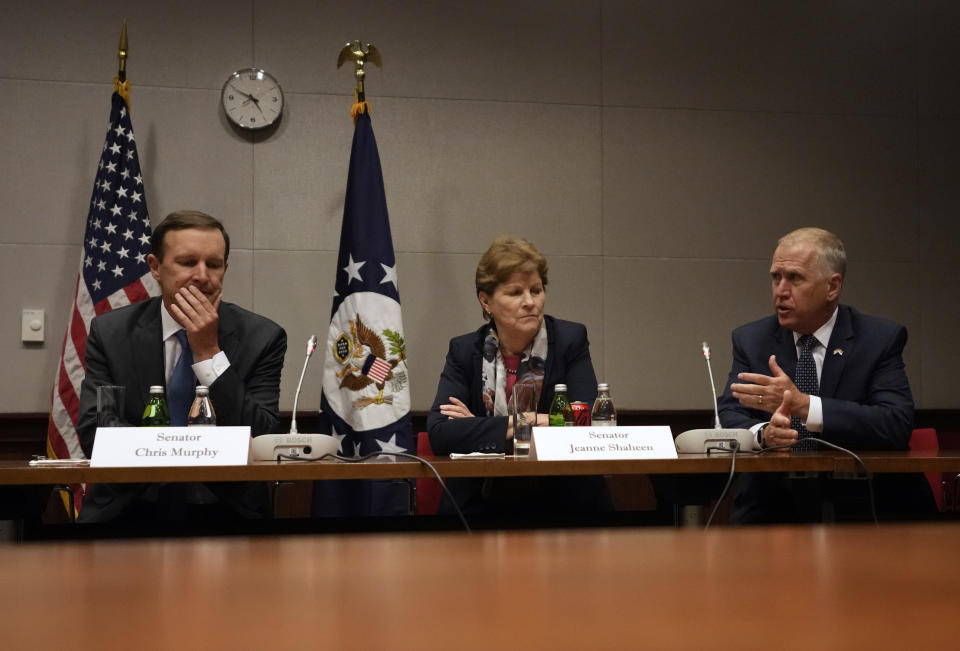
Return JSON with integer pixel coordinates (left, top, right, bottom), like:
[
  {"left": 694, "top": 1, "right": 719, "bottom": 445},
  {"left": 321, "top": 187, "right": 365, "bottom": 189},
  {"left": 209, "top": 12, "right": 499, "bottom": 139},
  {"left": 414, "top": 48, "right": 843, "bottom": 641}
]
[
  {"left": 249, "top": 335, "right": 339, "bottom": 462},
  {"left": 674, "top": 341, "right": 756, "bottom": 454},
  {"left": 290, "top": 335, "right": 318, "bottom": 434}
]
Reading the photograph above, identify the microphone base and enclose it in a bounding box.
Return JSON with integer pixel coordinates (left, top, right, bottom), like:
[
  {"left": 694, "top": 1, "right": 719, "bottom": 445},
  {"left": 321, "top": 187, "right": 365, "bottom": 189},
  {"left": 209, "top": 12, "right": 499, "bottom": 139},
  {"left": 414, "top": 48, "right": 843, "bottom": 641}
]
[
  {"left": 250, "top": 433, "right": 340, "bottom": 462},
  {"left": 674, "top": 428, "right": 756, "bottom": 454}
]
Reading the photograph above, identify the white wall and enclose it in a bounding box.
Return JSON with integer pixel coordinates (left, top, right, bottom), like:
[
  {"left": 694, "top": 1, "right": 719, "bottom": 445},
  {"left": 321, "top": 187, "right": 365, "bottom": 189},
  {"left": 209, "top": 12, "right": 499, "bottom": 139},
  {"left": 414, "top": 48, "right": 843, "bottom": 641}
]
[{"left": 1, "top": 0, "right": 958, "bottom": 413}]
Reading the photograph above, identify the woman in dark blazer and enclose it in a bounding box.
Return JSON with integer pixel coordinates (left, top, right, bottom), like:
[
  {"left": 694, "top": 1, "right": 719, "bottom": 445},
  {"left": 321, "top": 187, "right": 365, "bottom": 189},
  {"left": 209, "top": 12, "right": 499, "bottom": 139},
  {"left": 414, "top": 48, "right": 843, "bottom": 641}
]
[{"left": 427, "top": 236, "right": 609, "bottom": 516}]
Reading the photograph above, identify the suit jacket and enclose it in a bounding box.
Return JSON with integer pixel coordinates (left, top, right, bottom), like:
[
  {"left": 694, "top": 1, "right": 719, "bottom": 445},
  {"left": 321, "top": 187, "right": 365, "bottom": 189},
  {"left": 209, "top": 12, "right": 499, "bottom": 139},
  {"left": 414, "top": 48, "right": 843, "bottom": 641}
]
[
  {"left": 718, "top": 304, "right": 933, "bottom": 522},
  {"left": 427, "top": 315, "right": 607, "bottom": 514},
  {"left": 76, "top": 296, "right": 287, "bottom": 522}
]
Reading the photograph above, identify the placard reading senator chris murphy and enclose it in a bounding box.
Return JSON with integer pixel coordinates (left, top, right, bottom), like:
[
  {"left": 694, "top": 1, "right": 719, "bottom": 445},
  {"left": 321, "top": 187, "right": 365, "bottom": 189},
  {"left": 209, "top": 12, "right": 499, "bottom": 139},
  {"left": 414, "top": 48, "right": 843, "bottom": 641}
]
[
  {"left": 90, "top": 426, "right": 251, "bottom": 467},
  {"left": 530, "top": 426, "right": 677, "bottom": 461}
]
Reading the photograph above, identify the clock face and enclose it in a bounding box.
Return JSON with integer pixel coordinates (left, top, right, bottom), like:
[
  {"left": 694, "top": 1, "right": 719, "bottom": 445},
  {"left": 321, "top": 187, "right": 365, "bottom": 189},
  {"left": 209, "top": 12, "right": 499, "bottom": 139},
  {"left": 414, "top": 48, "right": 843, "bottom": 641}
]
[{"left": 221, "top": 68, "right": 284, "bottom": 130}]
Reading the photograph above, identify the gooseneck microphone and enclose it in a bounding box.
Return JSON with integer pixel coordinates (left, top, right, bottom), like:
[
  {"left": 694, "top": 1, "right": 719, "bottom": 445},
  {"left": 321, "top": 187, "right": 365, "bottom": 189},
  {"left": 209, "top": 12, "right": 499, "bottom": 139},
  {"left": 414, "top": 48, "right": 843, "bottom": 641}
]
[
  {"left": 290, "top": 335, "right": 318, "bottom": 435},
  {"left": 701, "top": 341, "right": 723, "bottom": 429},
  {"left": 674, "top": 341, "right": 755, "bottom": 453},
  {"left": 250, "top": 334, "right": 340, "bottom": 461}
]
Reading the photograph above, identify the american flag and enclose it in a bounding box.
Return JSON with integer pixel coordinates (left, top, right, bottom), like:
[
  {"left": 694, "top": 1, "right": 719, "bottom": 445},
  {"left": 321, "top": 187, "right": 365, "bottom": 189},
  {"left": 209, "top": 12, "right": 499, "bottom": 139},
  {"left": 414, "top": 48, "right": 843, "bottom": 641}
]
[{"left": 46, "top": 90, "right": 158, "bottom": 508}]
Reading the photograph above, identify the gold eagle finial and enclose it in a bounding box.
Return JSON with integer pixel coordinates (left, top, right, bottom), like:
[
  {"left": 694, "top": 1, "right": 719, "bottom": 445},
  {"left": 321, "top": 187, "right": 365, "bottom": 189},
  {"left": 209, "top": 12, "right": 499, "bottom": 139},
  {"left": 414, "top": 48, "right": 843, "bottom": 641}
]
[{"left": 336, "top": 40, "right": 382, "bottom": 103}]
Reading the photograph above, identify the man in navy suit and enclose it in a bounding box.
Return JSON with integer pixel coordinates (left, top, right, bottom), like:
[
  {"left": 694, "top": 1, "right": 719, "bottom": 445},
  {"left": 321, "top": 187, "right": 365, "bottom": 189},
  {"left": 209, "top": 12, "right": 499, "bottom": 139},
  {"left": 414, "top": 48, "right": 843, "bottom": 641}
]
[
  {"left": 76, "top": 210, "right": 286, "bottom": 524},
  {"left": 718, "top": 227, "right": 934, "bottom": 523}
]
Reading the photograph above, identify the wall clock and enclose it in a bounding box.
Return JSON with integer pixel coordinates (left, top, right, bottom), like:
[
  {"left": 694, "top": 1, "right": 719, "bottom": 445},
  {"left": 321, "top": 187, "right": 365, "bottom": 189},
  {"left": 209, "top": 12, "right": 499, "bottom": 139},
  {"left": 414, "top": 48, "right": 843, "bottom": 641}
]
[{"left": 221, "top": 68, "right": 284, "bottom": 130}]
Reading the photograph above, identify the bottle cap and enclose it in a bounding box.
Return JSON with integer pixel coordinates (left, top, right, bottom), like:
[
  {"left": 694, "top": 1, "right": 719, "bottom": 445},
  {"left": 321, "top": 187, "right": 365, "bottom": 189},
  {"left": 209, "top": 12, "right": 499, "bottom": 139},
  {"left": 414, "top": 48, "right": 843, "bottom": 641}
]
[
  {"left": 554, "top": 383, "right": 567, "bottom": 392},
  {"left": 195, "top": 385, "right": 210, "bottom": 396},
  {"left": 149, "top": 385, "right": 164, "bottom": 394},
  {"left": 597, "top": 383, "right": 609, "bottom": 391}
]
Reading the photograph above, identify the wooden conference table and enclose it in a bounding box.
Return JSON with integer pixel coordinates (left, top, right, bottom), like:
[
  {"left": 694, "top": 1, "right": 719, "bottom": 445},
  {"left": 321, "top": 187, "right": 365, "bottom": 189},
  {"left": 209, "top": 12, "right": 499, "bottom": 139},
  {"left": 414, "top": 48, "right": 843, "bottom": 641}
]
[
  {"left": 1, "top": 523, "right": 956, "bottom": 649},
  {"left": 2, "top": 449, "right": 960, "bottom": 485}
]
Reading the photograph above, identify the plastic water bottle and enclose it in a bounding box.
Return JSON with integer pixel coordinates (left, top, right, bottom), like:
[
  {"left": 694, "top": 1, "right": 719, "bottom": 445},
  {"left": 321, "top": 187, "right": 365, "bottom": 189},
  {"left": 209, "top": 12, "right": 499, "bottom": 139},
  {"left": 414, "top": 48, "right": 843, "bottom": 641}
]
[
  {"left": 187, "top": 385, "right": 216, "bottom": 426},
  {"left": 591, "top": 383, "right": 617, "bottom": 427},
  {"left": 141, "top": 385, "right": 171, "bottom": 426},
  {"left": 548, "top": 383, "right": 574, "bottom": 426}
]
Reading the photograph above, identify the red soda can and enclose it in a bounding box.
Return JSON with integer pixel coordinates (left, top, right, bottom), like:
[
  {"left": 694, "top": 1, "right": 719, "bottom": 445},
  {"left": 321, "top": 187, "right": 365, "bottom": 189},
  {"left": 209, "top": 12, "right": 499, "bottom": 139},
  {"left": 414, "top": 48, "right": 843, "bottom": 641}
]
[{"left": 571, "top": 402, "right": 591, "bottom": 426}]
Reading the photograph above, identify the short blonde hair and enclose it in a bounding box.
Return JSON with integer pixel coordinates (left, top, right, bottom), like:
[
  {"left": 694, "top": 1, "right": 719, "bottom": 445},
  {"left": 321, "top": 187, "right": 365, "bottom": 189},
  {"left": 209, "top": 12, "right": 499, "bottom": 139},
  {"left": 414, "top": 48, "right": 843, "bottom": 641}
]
[
  {"left": 779, "top": 227, "right": 846, "bottom": 278},
  {"left": 475, "top": 236, "right": 548, "bottom": 318}
]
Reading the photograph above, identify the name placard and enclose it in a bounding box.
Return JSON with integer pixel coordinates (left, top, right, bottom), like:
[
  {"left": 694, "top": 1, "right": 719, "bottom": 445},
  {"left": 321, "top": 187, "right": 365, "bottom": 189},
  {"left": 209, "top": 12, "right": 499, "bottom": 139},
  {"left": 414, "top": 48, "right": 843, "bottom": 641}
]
[
  {"left": 90, "top": 426, "right": 251, "bottom": 467},
  {"left": 530, "top": 426, "right": 677, "bottom": 461}
]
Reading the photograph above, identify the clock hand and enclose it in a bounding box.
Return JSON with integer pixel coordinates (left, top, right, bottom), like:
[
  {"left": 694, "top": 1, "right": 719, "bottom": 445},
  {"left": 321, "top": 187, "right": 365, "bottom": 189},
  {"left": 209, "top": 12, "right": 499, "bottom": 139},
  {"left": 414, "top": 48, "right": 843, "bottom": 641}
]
[{"left": 230, "top": 83, "right": 259, "bottom": 104}]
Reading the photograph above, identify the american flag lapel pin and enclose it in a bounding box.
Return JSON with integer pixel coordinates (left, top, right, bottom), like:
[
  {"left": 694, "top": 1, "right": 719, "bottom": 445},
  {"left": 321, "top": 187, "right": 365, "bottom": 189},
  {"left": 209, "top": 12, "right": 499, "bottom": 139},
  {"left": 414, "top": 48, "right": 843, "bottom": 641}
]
[{"left": 832, "top": 348, "right": 843, "bottom": 356}]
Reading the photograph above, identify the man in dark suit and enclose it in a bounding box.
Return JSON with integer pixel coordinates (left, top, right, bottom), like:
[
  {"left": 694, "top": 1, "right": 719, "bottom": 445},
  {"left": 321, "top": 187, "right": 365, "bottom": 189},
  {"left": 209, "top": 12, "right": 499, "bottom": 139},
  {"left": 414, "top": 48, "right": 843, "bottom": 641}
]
[
  {"left": 718, "top": 227, "right": 934, "bottom": 523},
  {"left": 76, "top": 210, "right": 286, "bottom": 523}
]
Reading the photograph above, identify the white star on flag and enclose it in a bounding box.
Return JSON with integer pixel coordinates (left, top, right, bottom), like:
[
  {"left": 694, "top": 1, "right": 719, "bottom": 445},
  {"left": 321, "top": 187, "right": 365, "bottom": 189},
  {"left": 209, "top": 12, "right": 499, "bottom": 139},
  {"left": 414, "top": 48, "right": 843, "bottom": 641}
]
[
  {"left": 380, "top": 263, "right": 398, "bottom": 287},
  {"left": 376, "top": 433, "right": 408, "bottom": 454},
  {"left": 342, "top": 254, "right": 366, "bottom": 284}
]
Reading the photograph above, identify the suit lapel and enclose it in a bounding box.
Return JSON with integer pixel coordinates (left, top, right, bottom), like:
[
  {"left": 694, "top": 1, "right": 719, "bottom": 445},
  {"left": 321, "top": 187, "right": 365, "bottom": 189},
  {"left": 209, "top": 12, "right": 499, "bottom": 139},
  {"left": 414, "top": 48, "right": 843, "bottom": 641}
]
[
  {"left": 773, "top": 325, "right": 798, "bottom": 380},
  {"left": 132, "top": 299, "right": 165, "bottom": 408},
  {"left": 217, "top": 304, "right": 239, "bottom": 360},
  {"left": 820, "top": 306, "right": 852, "bottom": 398}
]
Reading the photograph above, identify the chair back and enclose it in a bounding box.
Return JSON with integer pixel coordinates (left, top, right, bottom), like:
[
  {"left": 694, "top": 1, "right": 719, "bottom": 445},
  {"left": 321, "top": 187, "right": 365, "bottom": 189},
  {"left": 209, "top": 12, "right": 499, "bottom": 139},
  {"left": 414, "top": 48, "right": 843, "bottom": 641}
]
[{"left": 415, "top": 432, "right": 442, "bottom": 515}]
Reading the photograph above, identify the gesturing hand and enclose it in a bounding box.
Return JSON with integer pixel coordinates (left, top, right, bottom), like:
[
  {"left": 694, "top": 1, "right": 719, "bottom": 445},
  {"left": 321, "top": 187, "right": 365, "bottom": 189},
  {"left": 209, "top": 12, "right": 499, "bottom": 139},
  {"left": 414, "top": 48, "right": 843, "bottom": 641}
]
[
  {"left": 761, "top": 390, "right": 799, "bottom": 449},
  {"left": 731, "top": 355, "right": 810, "bottom": 419}
]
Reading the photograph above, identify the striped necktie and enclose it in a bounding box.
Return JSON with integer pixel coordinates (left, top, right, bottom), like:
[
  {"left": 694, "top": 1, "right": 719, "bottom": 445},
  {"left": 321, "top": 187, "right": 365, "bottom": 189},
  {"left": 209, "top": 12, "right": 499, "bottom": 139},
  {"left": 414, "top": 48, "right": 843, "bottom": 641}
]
[{"left": 792, "top": 334, "right": 820, "bottom": 450}]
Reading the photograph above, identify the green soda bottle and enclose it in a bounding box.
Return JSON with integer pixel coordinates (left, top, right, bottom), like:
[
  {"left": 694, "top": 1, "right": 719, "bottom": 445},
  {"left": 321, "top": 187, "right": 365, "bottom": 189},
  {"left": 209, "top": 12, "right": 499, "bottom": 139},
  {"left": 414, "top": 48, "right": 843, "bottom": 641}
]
[
  {"left": 141, "top": 385, "right": 171, "bottom": 426},
  {"left": 548, "top": 383, "right": 574, "bottom": 427}
]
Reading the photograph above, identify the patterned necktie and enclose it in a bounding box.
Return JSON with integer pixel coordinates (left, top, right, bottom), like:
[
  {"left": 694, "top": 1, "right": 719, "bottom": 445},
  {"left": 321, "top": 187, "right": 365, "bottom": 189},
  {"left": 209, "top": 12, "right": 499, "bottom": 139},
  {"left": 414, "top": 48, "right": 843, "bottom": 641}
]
[
  {"left": 167, "top": 329, "right": 195, "bottom": 426},
  {"left": 792, "top": 334, "right": 820, "bottom": 450}
]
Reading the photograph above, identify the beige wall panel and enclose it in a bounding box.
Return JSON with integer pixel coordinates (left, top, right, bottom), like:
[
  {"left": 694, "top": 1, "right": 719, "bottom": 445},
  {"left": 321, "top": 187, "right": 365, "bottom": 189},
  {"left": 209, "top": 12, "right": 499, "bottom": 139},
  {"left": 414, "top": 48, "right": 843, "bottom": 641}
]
[
  {"left": 603, "top": 0, "right": 915, "bottom": 115},
  {"left": 0, "top": 244, "right": 82, "bottom": 413},
  {"left": 0, "top": 81, "right": 109, "bottom": 246},
  {"left": 254, "top": 0, "right": 601, "bottom": 103},
  {"left": 603, "top": 257, "right": 770, "bottom": 410},
  {"left": 252, "top": 93, "right": 353, "bottom": 254},
  {"left": 224, "top": 248, "right": 254, "bottom": 313},
  {"left": 399, "top": 253, "right": 487, "bottom": 412},
  {"left": 131, "top": 87, "right": 255, "bottom": 249},
  {"left": 252, "top": 250, "right": 336, "bottom": 411},
  {"left": 919, "top": 119, "right": 960, "bottom": 261},
  {"left": 920, "top": 263, "right": 960, "bottom": 408},
  {"left": 919, "top": 0, "right": 960, "bottom": 117},
  {"left": 256, "top": 95, "right": 601, "bottom": 256},
  {"left": 603, "top": 107, "right": 918, "bottom": 261},
  {"left": 0, "top": 1, "right": 252, "bottom": 89}
]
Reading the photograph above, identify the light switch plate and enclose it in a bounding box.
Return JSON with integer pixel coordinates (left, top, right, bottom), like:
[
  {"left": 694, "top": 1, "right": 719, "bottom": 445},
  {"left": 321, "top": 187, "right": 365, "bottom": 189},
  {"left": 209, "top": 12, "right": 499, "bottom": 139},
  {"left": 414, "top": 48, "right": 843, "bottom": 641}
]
[{"left": 22, "top": 308, "right": 45, "bottom": 343}]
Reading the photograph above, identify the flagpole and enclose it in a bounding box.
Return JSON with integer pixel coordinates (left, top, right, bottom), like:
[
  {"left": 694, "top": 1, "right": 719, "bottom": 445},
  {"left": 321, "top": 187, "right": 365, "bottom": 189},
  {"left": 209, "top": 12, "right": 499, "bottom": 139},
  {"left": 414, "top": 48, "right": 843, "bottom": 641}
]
[
  {"left": 117, "top": 19, "right": 128, "bottom": 83},
  {"left": 115, "top": 20, "right": 131, "bottom": 106}
]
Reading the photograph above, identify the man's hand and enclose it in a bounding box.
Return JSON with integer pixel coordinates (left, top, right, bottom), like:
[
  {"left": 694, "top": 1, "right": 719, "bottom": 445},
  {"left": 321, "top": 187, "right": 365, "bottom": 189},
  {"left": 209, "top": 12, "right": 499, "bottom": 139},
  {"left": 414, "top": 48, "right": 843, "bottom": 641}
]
[
  {"left": 731, "top": 354, "right": 810, "bottom": 420},
  {"left": 170, "top": 285, "right": 222, "bottom": 361},
  {"left": 762, "top": 390, "right": 799, "bottom": 448}
]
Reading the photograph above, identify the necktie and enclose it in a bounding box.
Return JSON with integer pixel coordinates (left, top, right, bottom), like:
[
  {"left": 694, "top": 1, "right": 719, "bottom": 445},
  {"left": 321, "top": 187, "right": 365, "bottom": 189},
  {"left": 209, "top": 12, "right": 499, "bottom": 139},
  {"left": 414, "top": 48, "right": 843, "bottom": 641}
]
[
  {"left": 167, "top": 329, "right": 195, "bottom": 426},
  {"left": 792, "top": 334, "right": 820, "bottom": 450}
]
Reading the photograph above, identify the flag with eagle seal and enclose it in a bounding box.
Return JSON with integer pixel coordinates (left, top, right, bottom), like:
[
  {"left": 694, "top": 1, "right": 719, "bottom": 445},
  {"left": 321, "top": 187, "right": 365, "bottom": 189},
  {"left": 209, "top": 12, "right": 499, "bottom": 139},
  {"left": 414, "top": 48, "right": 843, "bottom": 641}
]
[{"left": 316, "top": 110, "right": 413, "bottom": 516}]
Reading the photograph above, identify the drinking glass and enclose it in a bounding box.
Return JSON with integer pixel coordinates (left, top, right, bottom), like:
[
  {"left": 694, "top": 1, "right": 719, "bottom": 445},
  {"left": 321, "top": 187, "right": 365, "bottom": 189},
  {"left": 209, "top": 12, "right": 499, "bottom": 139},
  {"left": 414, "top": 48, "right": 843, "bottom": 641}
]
[
  {"left": 510, "top": 384, "right": 538, "bottom": 458},
  {"left": 96, "top": 385, "right": 126, "bottom": 427}
]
